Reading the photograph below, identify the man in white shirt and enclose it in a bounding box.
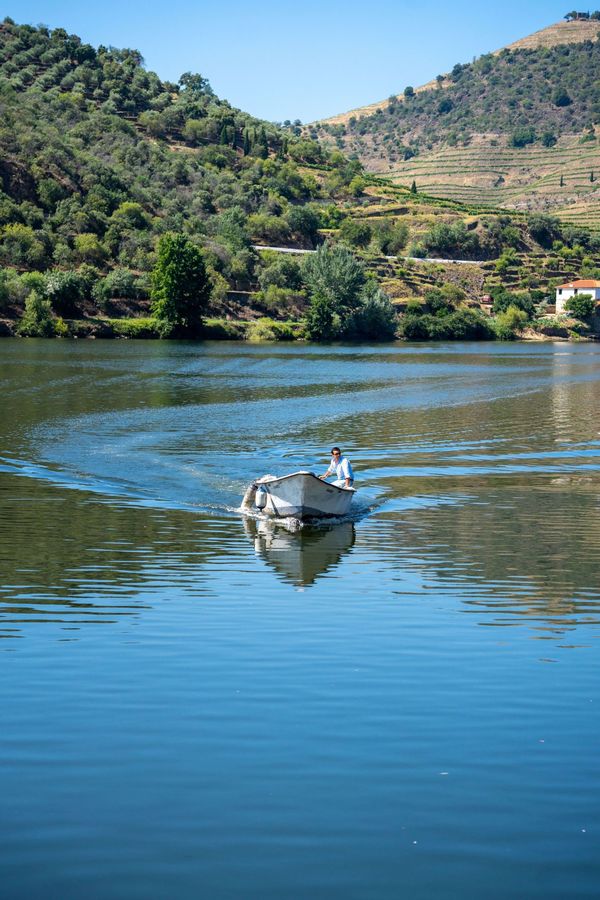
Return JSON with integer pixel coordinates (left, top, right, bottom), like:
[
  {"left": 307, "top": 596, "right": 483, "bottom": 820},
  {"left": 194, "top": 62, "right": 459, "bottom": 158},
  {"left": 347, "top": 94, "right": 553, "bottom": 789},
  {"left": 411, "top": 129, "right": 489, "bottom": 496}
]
[{"left": 321, "top": 447, "right": 354, "bottom": 488}]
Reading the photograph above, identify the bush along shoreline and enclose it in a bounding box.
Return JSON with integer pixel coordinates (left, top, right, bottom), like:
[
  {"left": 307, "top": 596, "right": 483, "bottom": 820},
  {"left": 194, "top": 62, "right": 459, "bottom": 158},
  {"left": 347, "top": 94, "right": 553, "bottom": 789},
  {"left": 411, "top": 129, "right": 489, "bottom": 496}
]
[{"left": 2, "top": 240, "right": 599, "bottom": 343}]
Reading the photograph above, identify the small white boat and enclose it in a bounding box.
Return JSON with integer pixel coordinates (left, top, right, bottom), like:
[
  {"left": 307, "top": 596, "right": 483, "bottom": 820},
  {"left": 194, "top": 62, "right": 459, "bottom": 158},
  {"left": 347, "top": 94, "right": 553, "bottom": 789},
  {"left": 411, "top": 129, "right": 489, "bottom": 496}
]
[{"left": 242, "top": 471, "right": 355, "bottom": 520}]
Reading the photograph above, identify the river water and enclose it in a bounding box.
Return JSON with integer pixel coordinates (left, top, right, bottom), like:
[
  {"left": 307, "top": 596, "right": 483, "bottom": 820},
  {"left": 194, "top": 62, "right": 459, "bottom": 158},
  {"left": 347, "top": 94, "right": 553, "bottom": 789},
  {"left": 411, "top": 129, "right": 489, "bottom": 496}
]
[{"left": 1, "top": 339, "right": 599, "bottom": 898}]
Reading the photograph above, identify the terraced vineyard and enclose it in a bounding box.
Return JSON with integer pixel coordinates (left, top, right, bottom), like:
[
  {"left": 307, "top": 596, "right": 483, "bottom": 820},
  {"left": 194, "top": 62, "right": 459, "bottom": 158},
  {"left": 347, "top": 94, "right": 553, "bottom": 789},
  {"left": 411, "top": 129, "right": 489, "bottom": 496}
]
[
  {"left": 314, "top": 18, "right": 600, "bottom": 226},
  {"left": 386, "top": 138, "right": 600, "bottom": 222}
]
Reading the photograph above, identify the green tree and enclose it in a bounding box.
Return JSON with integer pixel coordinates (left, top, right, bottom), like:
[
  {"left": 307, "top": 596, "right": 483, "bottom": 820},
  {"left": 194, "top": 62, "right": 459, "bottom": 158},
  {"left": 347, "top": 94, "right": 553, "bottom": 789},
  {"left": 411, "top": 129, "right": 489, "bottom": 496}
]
[
  {"left": 345, "top": 279, "right": 398, "bottom": 341},
  {"left": 410, "top": 180, "right": 417, "bottom": 194},
  {"left": 151, "top": 233, "right": 211, "bottom": 335},
  {"left": 565, "top": 293, "right": 595, "bottom": 319},
  {"left": 286, "top": 205, "right": 320, "bottom": 245},
  {"left": 528, "top": 213, "right": 561, "bottom": 248},
  {"left": 303, "top": 243, "right": 365, "bottom": 341},
  {"left": 44, "top": 270, "right": 87, "bottom": 316},
  {"left": 178, "top": 72, "right": 213, "bottom": 96},
  {"left": 74, "top": 233, "right": 105, "bottom": 264}
]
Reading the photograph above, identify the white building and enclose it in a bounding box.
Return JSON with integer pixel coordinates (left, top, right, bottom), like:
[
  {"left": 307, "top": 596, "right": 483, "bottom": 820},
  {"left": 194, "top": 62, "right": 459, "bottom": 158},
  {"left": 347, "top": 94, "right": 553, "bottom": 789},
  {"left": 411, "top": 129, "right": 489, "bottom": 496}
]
[{"left": 555, "top": 280, "right": 600, "bottom": 314}]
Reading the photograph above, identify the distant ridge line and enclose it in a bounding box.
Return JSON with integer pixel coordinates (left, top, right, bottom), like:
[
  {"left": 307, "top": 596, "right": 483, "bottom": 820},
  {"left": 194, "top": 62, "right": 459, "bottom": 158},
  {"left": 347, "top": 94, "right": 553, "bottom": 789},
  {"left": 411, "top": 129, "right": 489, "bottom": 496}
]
[{"left": 315, "top": 18, "right": 600, "bottom": 127}]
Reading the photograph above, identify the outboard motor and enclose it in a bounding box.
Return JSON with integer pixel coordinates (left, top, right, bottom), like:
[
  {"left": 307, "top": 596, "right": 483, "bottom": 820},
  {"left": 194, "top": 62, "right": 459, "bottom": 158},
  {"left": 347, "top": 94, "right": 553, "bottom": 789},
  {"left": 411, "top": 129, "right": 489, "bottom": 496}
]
[{"left": 255, "top": 484, "right": 268, "bottom": 510}]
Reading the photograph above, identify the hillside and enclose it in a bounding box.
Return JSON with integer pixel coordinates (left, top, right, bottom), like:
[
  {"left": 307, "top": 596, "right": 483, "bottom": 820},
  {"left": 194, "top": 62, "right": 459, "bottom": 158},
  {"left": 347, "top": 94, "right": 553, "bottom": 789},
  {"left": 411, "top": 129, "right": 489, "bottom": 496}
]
[
  {"left": 0, "top": 18, "right": 358, "bottom": 320},
  {"left": 2, "top": 17, "right": 600, "bottom": 343},
  {"left": 311, "top": 18, "right": 600, "bottom": 218}
]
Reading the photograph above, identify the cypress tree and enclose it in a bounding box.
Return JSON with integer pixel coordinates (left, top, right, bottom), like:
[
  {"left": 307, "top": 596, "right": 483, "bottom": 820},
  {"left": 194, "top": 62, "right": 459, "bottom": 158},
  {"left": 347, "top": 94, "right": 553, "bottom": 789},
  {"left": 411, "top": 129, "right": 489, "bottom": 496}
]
[
  {"left": 258, "top": 127, "right": 269, "bottom": 159},
  {"left": 410, "top": 180, "right": 417, "bottom": 194}
]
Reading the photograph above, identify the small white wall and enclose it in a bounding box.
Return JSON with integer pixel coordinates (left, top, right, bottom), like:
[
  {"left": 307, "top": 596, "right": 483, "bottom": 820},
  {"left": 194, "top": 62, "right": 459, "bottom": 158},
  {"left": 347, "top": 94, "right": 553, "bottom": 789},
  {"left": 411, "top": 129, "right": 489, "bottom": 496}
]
[{"left": 556, "top": 287, "right": 600, "bottom": 314}]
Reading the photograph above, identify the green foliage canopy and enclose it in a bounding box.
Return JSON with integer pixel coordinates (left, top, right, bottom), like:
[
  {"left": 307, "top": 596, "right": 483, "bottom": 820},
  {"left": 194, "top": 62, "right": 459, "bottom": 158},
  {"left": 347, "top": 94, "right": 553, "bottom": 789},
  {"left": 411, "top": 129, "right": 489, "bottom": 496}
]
[
  {"left": 151, "top": 233, "right": 211, "bottom": 335},
  {"left": 565, "top": 292, "right": 596, "bottom": 319}
]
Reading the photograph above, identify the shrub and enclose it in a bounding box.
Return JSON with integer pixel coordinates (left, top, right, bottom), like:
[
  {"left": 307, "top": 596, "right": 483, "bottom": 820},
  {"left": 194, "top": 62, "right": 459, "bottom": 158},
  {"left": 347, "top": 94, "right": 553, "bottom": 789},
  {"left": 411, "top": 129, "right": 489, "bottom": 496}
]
[
  {"left": 54, "top": 316, "right": 69, "bottom": 337},
  {"left": 93, "top": 268, "right": 146, "bottom": 307},
  {"left": 247, "top": 213, "right": 290, "bottom": 244},
  {"left": 255, "top": 284, "right": 305, "bottom": 316},
  {"left": 0, "top": 268, "right": 11, "bottom": 312},
  {"left": 0, "top": 224, "right": 47, "bottom": 268},
  {"left": 495, "top": 249, "right": 519, "bottom": 275},
  {"left": 405, "top": 299, "right": 425, "bottom": 315},
  {"left": 565, "top": 293, "right": 596, "bottom": 319},
  {"left": 401, "top": 313, "right": 438, "bottom": 340},
  {"left": 73, "top": 233, "right": 105, "bottom": 264},
  {"left": 258, "top": 255, "right": 303, "bottom": 291},
  {"left": 442, "top": 308, "right": 496, "bottom": 340},
  {"left": 528, "top": 214, "right": 561, "bottom": 248},
  {"left": 425, "top": 284, "right": 465, "bottom": 315},
  {"left": 553, "top": 88, "right": 572, "bottom": 107},
  {"left": 494, "top": 305, "right": 529, "bottom": 339},
  {"left": 246, "top": 317, "right": 297, "bottom": 342},
  {"left": 44, "top": 269, "right": 87, "bottom": 316},
  {"left": 17, "top": 290, "right": 55, "bottom": 336},
  {"left": 402, "top": 308, "right": 495, "bottom": 341},
  {"left": 510, "top": 127, "right": 536, "bottom": 148},
  {"left": 338, "top": 218, "right": 372, "bottom": 248},
  {"left": 492, "top": 290, "right": 535, "bottom": 319},
  {"left": 286, "top": 205, "right": 320, "bottom": 245},
  {"left": 202, "top": 318, "right": 246, "bottom": 340},
  {"left": 107, "top": 317, "right": 161, "bottom": 338},
  {"left": 421, "top": 222, "right": 481, "bottom": 260},
  {"left": 372, "top": 219, "right": 408, "bottom": 255}
]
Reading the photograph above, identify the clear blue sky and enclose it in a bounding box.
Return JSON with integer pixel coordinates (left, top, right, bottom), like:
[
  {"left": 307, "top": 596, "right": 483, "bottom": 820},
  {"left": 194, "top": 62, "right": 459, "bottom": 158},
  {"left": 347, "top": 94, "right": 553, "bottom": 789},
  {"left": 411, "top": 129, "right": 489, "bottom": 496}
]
[{"left": 7, "top": 1, "right": 579, "bottom": 122}]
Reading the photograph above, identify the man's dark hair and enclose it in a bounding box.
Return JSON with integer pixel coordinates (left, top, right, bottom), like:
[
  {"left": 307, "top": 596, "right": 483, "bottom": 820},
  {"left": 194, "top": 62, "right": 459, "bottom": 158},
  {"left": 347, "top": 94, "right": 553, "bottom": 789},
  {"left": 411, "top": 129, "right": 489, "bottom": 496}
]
[{"left": 331, "top": 446, "right": 341, "bottom": 454}]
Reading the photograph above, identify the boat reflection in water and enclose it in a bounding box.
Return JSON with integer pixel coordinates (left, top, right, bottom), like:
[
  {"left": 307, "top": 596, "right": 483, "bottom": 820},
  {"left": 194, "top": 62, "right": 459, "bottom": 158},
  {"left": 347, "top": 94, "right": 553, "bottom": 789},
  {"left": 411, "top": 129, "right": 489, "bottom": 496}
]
[{"left": 243, "top": 517, "right": 355, "bottom": 588}]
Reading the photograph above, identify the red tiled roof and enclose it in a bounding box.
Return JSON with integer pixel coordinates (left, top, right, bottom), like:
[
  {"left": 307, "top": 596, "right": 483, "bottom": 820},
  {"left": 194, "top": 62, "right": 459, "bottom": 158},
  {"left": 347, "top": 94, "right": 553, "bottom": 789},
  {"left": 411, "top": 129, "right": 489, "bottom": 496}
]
[{"left": 557, "top": 280, "right": 600, "bottom": 289}]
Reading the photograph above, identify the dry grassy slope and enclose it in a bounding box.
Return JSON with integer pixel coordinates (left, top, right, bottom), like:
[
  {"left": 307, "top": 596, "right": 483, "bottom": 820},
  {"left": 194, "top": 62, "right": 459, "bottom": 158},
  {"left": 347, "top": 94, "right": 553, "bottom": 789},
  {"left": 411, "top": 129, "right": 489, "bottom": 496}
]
[{"left": 315, "top": 19, "right": 599, "bottom": 127}]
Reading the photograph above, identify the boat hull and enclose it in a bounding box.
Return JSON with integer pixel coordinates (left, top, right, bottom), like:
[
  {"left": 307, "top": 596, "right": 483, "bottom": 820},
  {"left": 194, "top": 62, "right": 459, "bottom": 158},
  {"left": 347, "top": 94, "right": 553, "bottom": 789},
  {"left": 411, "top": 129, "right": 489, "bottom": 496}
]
[{"left": 253, "top": 471, "right": 355, "bottom": 519}]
